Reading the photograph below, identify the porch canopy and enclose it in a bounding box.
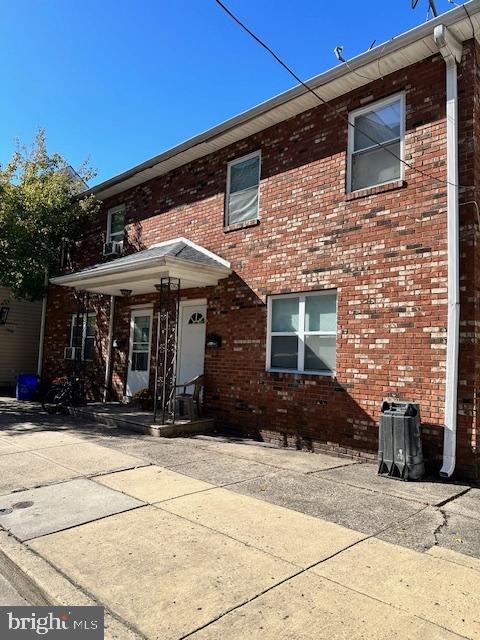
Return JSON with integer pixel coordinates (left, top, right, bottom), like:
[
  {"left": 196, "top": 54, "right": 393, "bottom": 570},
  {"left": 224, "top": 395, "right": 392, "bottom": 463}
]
[{"left": 50, "top": 238, "right": 232, "bottom": 295}]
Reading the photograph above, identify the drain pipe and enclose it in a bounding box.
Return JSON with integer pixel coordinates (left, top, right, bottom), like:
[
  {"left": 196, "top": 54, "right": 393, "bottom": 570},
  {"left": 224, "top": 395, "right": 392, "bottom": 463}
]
[
  {"left": 103, "top": 295, "right": 116, "bottom": 403},
  {"left": 36, "top": 271, "right": 49, "bottom": 378},
  {"left": 434, "top": 25, "right": 463, "bottom": 478}
]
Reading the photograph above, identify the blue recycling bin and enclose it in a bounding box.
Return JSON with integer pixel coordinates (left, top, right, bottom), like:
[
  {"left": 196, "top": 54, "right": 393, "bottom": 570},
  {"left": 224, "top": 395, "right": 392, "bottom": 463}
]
[{"left": 16, "top": 374, "right": 40, "bottom": 401}]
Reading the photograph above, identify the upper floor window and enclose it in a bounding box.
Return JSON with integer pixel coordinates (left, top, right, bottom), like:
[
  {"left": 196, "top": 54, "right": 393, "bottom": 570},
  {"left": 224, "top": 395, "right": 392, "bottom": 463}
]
[
  {"left": 107, "top": 205, "right": 125, "bottom": 243},
  {"left": 70, "top": 313, "right": 96, "bottom": 360},
  {"left": 225, "top": 151, "right": 261, "bottom": 225},
  {"left": 348, "top": 94, "right": 404, "bottom": 192},
  {"left": 267, "top": 291, "right": 337, "bottom": 375}
]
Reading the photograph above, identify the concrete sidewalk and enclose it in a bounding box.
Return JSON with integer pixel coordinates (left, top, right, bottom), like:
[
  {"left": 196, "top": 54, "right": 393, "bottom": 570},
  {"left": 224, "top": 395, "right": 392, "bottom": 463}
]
[{"left": 0, "top": 398, "right": 479, "bottom": 639}]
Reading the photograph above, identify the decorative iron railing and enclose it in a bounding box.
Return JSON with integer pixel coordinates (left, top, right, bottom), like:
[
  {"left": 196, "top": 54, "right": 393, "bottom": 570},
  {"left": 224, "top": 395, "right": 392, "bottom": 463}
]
[{"left": 153, "top": 277, "right": 181, "bottom": 424}]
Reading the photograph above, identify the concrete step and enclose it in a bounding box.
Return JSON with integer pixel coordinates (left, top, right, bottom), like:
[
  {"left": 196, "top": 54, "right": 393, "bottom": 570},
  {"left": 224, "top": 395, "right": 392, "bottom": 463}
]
[{"left": 67, "top": 404, "right": 215, "bottom": 438}]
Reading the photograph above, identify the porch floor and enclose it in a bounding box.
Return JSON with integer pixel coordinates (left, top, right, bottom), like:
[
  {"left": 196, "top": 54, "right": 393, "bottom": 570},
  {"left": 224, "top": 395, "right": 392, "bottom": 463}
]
[{"left": 67, "top": 402, "right": 215, "bottom": 438}]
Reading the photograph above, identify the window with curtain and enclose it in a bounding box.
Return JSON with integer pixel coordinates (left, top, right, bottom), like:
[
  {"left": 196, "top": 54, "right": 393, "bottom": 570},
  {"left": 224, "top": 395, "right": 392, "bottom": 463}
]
[
  {"left": 70, "top": 313, "right": 96, "bottom": 360},
  {"left": 348, "top": 94, "right": 404, "bottom": 192},
  {"left": 107, "top": 205, "right": 125, "bottom": 243},
  {"left": 267, "top": 291, "right": 337, "bottom": 374},
  {"left": 226, "top": 151, "right": 261, "bottom": 225}
]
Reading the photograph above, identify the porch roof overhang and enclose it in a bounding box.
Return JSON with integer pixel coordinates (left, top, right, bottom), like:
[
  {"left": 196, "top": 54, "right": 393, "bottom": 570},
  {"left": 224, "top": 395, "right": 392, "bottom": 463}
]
[{"left": 49, "top": 238, "right": 232, "bottom": 296}]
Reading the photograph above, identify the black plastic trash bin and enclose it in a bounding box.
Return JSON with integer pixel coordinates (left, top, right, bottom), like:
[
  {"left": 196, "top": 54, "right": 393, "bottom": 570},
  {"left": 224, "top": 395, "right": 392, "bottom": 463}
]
[{"left": 378, "top": 401, "right": 425, "bottom": 481}]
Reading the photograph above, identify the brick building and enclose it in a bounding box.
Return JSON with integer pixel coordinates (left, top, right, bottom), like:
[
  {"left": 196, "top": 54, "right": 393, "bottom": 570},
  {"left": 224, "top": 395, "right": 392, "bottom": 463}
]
[{"left": 43, "top": 4, "right": 480, "bottom": 480}]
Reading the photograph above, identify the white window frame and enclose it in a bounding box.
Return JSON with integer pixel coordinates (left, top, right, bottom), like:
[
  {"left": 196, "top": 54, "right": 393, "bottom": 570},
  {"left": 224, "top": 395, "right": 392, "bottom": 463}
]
[
  {"left": 70, "top": 312, "right": 96, "bottom": 361},
  {"left": 106, "top": 204, "right": 125, "bottom": 243},
  {"left": 128, "top": 308, "right": 153, "bottom": 376},
  {"left": 266, "top": 290, "right": 337, "bottom": 376},
  {"left": 347, "top": 92, "right": 405, "bottom": 193},
  {"left": 225, "top": 150, "right": 261, "bottom": 225}
]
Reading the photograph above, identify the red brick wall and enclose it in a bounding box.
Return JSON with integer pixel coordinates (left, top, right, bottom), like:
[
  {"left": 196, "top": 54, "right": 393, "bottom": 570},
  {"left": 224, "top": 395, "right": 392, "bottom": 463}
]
[
  {"left": 457, "top": 40, "right": 480, "bottom": 481},
  {"left": 42, "top": 290, "right": 111, "bottom": 397},
  {"left": 43, "top": 44, "right": 480, "bottom": 480}
]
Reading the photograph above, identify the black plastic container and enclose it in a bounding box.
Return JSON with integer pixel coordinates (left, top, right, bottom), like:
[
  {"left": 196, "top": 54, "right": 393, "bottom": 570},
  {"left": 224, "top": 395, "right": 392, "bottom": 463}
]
[{"left": 378, "top": 401, "right": 425, "bottom": 481}]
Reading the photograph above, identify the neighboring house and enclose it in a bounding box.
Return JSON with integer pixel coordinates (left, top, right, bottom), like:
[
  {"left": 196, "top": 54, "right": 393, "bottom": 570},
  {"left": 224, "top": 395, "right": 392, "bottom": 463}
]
[
  {"left": 42, "top": 3, "right": 480, "bottom": 480},
  {"left": 0, "top": 287, "right": 42, "bottom": 394}
]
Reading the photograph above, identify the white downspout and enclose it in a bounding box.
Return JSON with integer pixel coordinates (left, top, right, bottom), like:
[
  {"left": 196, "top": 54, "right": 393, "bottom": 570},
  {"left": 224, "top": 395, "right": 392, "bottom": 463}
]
[
  {"left": 434, "top": 25, "right": 463, "bottom": 478},
  {"left": 36, "top": 271, "right": 49, "bottom": 377},
  {"left": 103, "top": 295, "right": 116, "bottom": 402}
]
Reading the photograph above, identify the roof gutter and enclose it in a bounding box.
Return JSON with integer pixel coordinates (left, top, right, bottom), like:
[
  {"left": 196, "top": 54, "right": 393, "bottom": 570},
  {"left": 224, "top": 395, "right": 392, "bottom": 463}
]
[
  {"left": 434, "top": 24, "right": 463, "bottom": 478},
  {"left": 84, "top": 0, "right": 480, "bottom": 200}
]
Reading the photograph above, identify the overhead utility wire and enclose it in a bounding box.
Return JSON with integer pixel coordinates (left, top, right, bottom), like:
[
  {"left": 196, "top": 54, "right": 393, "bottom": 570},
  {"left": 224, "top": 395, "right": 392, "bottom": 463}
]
[
  {"left": 214, "top": 0, "right": 477, "bottom": 193},
  {"left": 462, "top": 2, "right": 476, "bottom": 38}
]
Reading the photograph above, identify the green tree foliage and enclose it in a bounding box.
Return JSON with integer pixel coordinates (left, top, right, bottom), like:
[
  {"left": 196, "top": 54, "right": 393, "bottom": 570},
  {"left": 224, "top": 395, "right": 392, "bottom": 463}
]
[{"left": 0, "top": 130, "right": 100, "bottom": 300}]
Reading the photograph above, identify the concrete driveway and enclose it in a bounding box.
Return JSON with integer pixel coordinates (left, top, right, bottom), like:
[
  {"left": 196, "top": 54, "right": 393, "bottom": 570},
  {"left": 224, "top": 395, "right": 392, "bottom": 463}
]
[{"left": 0, "top": 397, "right": 479, "bottom": 639}]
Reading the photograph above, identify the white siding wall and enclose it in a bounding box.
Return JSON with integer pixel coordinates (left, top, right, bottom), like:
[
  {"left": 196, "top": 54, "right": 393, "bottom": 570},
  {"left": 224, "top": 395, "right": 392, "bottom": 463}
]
[{"left": 0, "top": 287, "right": 42, "bottom": 387}]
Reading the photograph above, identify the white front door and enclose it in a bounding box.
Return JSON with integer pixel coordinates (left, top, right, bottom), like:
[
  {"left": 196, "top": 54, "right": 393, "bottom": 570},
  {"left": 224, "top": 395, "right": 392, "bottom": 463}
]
[
  {"left": 127, "top": 309, "right": 153, "bottom": 397},
  {"left": 177, "top": 300, "right": 207, "bottom": 390}
]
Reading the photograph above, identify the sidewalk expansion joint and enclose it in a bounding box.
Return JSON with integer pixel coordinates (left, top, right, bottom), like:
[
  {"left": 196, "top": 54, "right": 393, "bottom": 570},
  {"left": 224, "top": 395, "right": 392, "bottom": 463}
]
[
  {"left": 0, "top": 463, "right": 152, "bottom": 499},
  {"left": 178, "top": 505, "right": 432, "bottom": 640},
  {"left": 27, "top": 447, "right": 150, "bottom": 478},
  {"left": 192, "top": 448, "right": 330, "bottom": 475},
  {"left": 22, "top": 503, "right": 148, "bottom": 543},
  {"left": 88, "top": 463, "right": 153, "bottom": 480},
  {"left": 311, "top": 573, "right": 471, "bottom": 640},
  {"left": 21, "top": 540, "right": 148, "bottom": 640},
  {"left": 301, "top": 471, "right": 460, "bottom": 507},
  {"left": 305, "top": 460, "right": 364, "bottom": 474},
  {"left": 152, "top": 502, "right": 307, "bottom": 568},
  {"left": 150, "top": 473, "right": 274, "bottom": 506},
  {"left": 435, "top": 486, "right": 471, "bottom": 508},
  {"left": 162, "top": 456, "right": 224, "bottom": 470}
]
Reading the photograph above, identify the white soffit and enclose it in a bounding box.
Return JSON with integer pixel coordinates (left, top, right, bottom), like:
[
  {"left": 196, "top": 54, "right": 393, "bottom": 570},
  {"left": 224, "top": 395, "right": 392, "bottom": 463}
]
[{"left": 86, "top": 1, "right": 480, "bottom": 201}]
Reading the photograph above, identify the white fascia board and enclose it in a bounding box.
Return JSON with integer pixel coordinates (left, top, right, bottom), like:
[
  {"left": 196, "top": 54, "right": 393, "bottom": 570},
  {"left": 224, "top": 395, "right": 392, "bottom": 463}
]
[
  {"left": 49, "top": 252, "right": 230, "bottom": 292},
  {"left": 50, "top": 256, "right": 169, "bottom": 288}
]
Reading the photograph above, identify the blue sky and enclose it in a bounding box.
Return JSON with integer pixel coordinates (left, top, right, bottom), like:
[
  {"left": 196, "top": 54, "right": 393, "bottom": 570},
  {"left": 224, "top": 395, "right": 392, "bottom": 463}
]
[{"left": 0, "top": 0, "right": 456, "bottom": 186}]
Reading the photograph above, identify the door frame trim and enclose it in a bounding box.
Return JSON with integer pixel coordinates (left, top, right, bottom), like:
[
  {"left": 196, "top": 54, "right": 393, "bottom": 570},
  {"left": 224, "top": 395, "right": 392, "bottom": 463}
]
[
  {"left": 127, "top": 307, "right": 153, "bottom": 395},
  {"left": 177, "top": 299, "right": 207, "bottom": 381}
]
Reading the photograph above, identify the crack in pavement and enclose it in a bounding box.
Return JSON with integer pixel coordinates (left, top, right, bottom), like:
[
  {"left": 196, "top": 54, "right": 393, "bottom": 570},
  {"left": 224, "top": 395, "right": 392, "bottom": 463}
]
[{"left": 433, "top": 508, "right": 449, "bottom": 546}]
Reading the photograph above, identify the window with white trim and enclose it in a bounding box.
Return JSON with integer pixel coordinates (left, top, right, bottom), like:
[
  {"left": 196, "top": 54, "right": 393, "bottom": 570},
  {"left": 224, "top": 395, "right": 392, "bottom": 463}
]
[
  {"left": 70, "top": 313, "right": 96, "bottom": 360},
  {"left": 348, "top": 94, "right": 404, "bottom": 192},
  {"left": 225, "top": 151, "right": 261, "bottom": 225},
  {"left": 267, "top": 291, "right": 337, "bottom": 374},
  {"left": 106, "top": 205, "right": 125, "bottom": 243}
]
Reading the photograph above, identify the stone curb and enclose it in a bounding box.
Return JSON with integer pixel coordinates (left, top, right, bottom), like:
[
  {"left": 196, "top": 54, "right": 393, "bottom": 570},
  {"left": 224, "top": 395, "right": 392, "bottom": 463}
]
[{"left": 0, "top": 529, "right": 143, "bottom": 639}]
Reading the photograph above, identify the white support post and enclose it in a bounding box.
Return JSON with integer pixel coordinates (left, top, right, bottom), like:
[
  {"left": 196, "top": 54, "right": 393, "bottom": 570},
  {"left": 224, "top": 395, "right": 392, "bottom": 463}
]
[{"left": 103, "top": 295, "right": 116, "bottom": 402}]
